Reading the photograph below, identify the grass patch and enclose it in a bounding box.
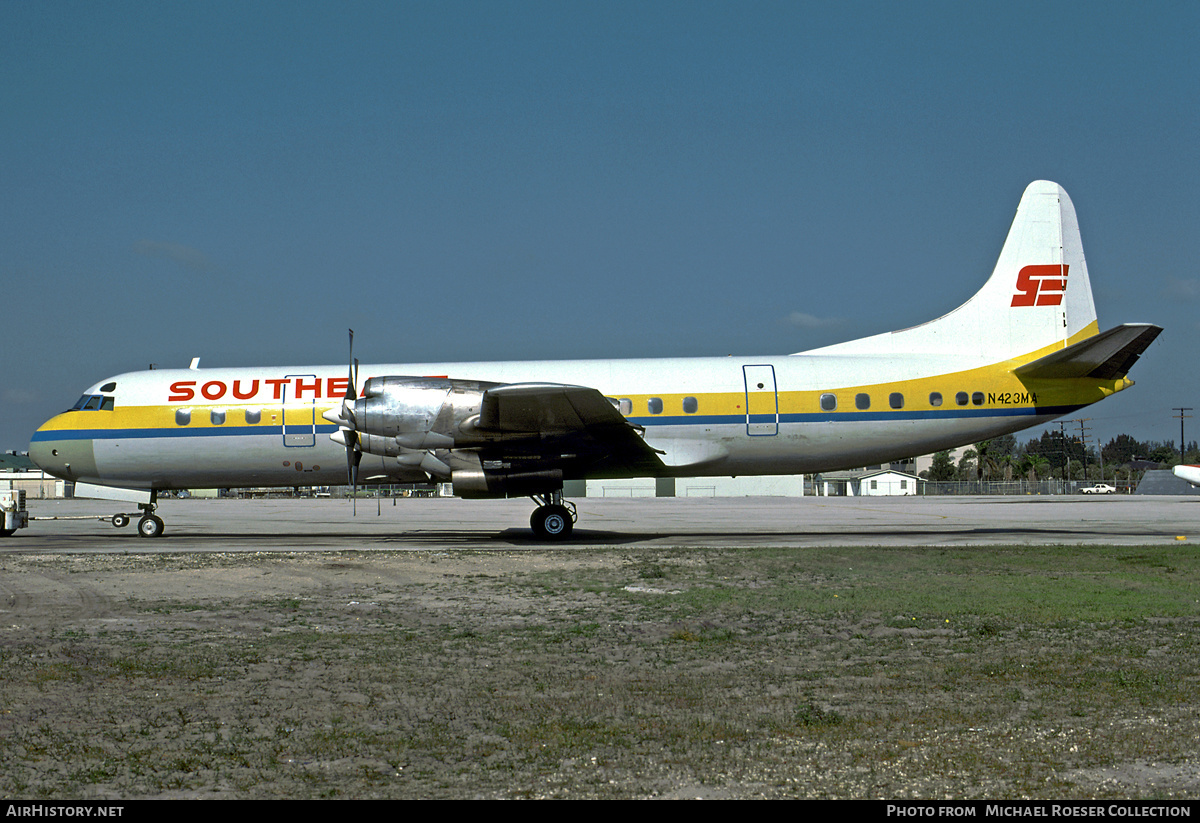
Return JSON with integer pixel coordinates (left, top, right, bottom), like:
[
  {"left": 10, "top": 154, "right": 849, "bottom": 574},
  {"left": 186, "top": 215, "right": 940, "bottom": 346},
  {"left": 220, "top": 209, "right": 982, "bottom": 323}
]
[
  {"left": 579, "top": 544, "right": 1200, "bottom": 623},
  {"left": 2, "top": 544, "right": 1199, "bottom": 798}
]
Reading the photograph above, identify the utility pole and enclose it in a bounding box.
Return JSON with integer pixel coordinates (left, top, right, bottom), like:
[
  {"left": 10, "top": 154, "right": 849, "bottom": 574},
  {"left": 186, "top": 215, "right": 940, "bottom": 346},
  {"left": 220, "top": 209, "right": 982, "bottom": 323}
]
[
  {"left": 1075, "top": 418, "right": 1092, "bottom": 480},
  {"left": 1174, "top": 408, "right": 1193, "bottom": 463},
  {"left": 1058, "top": 421, "right": 1069, "bottom": 480}
]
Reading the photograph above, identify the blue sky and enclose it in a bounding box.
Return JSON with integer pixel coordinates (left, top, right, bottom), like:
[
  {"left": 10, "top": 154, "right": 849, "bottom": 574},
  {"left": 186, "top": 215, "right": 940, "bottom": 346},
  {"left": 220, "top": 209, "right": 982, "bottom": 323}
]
[{"left": 3, "top": 1, "right": 1197, "bottom": 452}]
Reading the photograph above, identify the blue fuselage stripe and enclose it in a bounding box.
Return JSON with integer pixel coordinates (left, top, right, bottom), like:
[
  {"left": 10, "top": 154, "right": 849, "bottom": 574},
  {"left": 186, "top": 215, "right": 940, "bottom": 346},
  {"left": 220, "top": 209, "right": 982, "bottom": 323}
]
[
  {"left": 628, "top": 405, "right": 1080, "bottom": 427},
  {"left": 30, "top": 424, "right": 341, "bottom": 442}
]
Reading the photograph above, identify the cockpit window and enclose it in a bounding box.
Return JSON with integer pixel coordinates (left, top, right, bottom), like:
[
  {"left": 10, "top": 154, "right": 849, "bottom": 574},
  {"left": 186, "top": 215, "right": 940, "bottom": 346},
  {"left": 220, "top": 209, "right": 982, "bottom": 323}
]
[{"left": 71, "top": 394, "right": 115, "bottom": 411}]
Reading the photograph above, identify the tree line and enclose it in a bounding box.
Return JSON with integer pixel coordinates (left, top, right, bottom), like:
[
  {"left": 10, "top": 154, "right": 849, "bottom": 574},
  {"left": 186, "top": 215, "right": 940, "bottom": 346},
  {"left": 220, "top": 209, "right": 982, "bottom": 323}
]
[{"left": 920, "top": 430, "right": 1198, "bottom": 486}]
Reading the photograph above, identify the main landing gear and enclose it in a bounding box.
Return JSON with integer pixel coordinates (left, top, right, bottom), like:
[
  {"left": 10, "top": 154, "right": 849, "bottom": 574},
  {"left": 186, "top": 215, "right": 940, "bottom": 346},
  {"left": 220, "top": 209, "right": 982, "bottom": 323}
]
[
  {"left": 109, "top": 495, "right": 165, "bottom": 538},
  {"left": 530, "top": 491, "right": 576, "bottom": 541}
]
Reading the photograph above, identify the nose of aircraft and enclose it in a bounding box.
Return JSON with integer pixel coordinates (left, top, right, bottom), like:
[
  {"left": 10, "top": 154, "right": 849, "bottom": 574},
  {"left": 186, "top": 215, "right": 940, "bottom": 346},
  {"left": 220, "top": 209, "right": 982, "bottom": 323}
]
[{"left": 29, "top": 416, "right": 98, "bottom": 482}]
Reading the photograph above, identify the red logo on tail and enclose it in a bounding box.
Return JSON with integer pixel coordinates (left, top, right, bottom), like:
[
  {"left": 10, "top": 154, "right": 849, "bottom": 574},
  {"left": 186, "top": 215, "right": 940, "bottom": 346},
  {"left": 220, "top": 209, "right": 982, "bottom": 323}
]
[{"left": 1011, "top": 264, "right": 1069, "bottom": 307}]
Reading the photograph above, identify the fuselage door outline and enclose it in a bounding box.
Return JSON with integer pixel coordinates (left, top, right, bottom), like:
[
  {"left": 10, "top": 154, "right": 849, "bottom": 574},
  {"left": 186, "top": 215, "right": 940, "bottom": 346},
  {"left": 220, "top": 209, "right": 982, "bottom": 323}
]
[
  {"left": 282, "top": 374, "right": 317, "bottom": 448},
  {"left": 743, "top": 364, "right": 779, "bottom": 436}
]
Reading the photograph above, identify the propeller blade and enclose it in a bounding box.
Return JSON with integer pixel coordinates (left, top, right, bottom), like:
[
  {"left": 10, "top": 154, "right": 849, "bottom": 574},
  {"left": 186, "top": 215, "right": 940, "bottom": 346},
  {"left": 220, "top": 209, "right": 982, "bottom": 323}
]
[
  {"left": 346, "top": 329, "right": 357, "bottom": 401},
  {"left": 342, "top": 329, "right": 362, "bottom": 515},
  {"left": 348, "top": 444, "right": 361, "bottom": 516}
]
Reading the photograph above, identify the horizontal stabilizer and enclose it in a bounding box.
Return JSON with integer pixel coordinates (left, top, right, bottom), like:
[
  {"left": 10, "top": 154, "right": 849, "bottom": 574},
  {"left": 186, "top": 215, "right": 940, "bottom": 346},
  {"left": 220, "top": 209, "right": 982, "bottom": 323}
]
[
  {"left": 1014, "top": 323, "right": 1162, "bottom": 380},
  {"left": 1174, "top": 465, "right": 1200, "bottom": 488}
]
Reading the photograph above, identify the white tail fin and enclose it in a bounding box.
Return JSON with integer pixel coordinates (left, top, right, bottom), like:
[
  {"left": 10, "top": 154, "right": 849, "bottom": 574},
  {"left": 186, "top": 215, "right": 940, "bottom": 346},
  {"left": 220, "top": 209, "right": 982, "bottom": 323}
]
[{"left": 805, "top": 181, "right": 1099, "bottom": 360}]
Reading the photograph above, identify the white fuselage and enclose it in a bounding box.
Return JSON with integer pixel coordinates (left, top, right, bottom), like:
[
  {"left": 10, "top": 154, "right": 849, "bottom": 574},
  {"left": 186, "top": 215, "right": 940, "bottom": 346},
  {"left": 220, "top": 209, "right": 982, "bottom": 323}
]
[{"left": 29, "top": 350, "right": 1081, "bottom": 491}]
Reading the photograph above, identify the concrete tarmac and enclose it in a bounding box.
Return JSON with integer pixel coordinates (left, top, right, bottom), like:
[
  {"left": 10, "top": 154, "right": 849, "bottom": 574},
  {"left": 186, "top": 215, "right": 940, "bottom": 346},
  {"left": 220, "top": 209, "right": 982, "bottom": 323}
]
[{"left": 6, "top": 494, "right": 1200, "bottom": 552}]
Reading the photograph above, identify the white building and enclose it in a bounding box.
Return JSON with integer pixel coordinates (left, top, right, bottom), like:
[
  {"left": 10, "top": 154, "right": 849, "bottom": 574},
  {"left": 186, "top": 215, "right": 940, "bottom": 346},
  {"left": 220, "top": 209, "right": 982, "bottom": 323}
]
[
  {"left": 857, "top": 469, "right": 920, "bottom": 496},
  {"left": 0, "top": 471, "right": 65, "bottom": 499}
]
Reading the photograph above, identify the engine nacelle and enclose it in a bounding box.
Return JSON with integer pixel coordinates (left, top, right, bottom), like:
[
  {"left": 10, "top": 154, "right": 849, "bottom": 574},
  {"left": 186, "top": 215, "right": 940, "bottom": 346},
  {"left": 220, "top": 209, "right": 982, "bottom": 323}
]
[
  {"left": 329, "top": 377, "right": 577, "bottom": 495},
  {"left": 350, "top": 376, "right": 501, "bottom": 452},
  {"left": 451, "top": 467, "right": 564, "bottom": 499}
]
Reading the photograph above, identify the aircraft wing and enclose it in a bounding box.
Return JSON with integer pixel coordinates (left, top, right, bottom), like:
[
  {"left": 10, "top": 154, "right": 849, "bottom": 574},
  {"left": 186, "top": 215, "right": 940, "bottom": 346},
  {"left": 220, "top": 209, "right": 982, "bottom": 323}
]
[
  {"left": 1014, "top": 323, "right": 1162, "bottom": 380},
  {"left": 473, "top": 383, "right": 665, "bottom": 472}
]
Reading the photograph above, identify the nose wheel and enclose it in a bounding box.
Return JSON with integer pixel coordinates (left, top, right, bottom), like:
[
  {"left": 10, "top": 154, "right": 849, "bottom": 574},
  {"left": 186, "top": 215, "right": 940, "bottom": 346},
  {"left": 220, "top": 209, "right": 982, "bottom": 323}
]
[
  {"left": 137, "top": 513, "right": 165, "bottom": 538},
  {"left": 530, "top": 492, "right": 576, "bottom": 541},
  {"left": 133, "top": 496, "right": 165, "bottom": 538}
]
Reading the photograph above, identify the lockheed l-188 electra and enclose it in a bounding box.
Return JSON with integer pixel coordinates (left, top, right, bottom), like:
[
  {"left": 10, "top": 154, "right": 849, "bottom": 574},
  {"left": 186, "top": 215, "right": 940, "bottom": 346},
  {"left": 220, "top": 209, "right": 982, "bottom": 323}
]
[{"left": 24, "top": 181, "right": 1161, "bottom": 540}]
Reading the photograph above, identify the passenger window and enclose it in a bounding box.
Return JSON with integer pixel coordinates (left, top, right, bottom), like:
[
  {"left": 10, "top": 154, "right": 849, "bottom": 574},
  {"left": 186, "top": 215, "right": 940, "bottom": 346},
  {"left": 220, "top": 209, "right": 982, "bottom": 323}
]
[
  {"left": 648, "top": 398, "right": 663, "bottom": 414},
  {"left": 245, "top": 408, "right": 261, "bottom": 424},
  {"left": 929, "top": 392, "right": 943, "bottom": 407},
  {"left": 211, "top": 409, "right": 226, "bottom": 425},
  {"left": 175, "top": 409, "right": 192, "bottom": 426},
  {"left": 889, "top": 392, "right": 904, "bottom": 410},
  {"left": 619, "top": 399, "right": 632, "bottom": 416},
  {"left": 682, "top": 397, "right": 698, "bottom": 413},
  {"left": 972, "top": 392, "right": 985, "bottom": 406},
  {"left": 956, "top": 392, "right": 969, "bottom": 406},
  {"left": 820, "top": 393, "right": 837, "bottom": 412},
  {"left": 855, "top": 393, "right": 870, "bottom": 410}
]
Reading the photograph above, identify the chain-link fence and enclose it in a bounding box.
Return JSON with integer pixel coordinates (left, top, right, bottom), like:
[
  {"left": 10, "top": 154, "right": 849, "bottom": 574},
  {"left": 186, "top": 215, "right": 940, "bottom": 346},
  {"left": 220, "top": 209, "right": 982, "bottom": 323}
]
[{"left": 915, "top": 479, "right": 1134, "bottom": 495}]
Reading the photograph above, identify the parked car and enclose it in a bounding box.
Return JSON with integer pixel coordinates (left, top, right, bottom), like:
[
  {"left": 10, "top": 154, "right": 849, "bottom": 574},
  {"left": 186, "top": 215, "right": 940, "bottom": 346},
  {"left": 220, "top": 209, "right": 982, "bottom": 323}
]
[{"left": 1081, "top": 483, "right": 1117, "bottom": 494}]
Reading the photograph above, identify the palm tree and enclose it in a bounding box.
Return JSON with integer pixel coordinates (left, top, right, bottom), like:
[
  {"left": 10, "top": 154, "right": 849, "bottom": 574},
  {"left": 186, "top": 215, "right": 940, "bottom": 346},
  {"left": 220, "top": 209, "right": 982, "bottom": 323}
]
[
  {"left": 974, "top": 440, "right": 1002, "bottom": 481},
  {"left": 998, "top": 452, "right": 1018, "bottom": 481},
  {"left": 958, "top": 449, "right": 977, "bottom": 481},
  {"left": 1024, "top": 454, "right": 1050, "bottom": 482}
]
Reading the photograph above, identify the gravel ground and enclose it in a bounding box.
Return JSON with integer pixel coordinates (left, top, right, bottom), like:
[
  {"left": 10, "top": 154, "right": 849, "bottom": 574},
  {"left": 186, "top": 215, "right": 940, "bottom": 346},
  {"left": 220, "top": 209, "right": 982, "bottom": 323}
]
[{"left": 1, "top": 544, "right": 1198, "bottom": 799}]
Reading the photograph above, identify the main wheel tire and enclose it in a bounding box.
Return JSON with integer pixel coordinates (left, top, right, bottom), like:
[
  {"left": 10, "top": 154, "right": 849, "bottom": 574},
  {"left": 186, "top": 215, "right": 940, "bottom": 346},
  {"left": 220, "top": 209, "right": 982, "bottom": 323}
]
[
  {"left": 531, "top": 504, "right": 573, "bottom": 541},
  {"left": 137, "top": 515, "right": 165, "bottom": 538}
]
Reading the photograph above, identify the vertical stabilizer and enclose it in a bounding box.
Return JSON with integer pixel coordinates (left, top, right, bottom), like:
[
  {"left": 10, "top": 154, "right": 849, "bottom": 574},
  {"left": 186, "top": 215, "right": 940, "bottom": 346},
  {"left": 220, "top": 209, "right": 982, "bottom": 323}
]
[
  {"left": 973, "top": 180, "right": 1097, "bottom": 357},
  {"left": 803, "top": 181, "right": 1099, "bottom": 361}
]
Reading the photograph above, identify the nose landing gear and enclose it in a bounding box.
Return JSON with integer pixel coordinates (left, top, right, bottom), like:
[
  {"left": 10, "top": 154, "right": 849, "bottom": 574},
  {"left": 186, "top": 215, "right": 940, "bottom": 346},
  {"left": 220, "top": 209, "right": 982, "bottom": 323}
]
[{"left": 109, "top": 495, "right": 165, "bottom": 538}]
